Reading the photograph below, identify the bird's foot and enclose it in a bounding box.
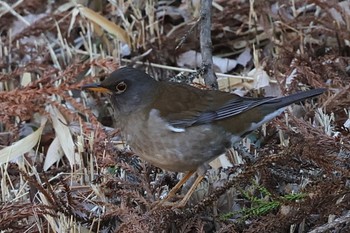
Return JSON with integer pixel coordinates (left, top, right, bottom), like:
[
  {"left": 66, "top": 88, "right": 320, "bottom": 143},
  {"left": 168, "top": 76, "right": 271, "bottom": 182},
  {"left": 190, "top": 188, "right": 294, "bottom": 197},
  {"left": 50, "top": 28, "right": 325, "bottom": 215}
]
[
  {"left": 151, "top": 174, "right": 204, "bottom": 210},
  {"left": 151, "top": 195, "right": 185, "bottom": 210}
]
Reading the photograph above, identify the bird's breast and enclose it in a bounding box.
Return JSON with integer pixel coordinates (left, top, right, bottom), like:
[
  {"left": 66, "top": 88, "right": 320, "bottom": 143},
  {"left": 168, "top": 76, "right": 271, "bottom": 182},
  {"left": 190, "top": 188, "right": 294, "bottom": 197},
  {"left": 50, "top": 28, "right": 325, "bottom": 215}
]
[{"left": 119, "top": 109, "right": 232, "bottom": 172}]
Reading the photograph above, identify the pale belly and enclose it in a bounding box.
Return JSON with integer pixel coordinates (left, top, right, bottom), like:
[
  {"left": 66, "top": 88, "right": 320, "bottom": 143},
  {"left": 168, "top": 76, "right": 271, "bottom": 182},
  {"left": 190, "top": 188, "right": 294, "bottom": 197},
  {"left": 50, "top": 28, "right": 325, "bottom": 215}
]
[{"left": 122, "top": 111, "right": 233, "bottom": 172}]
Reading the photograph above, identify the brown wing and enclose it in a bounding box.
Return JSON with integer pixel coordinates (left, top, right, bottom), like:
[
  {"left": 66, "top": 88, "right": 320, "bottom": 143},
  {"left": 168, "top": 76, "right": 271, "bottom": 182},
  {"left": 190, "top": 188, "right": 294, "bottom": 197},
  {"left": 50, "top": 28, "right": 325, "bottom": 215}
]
[
  {"left": 151, "top": 82, "right": 325, "bottom": 128},
  {"left": 149, "top": 82, "right": 273, "bottom": 128}
]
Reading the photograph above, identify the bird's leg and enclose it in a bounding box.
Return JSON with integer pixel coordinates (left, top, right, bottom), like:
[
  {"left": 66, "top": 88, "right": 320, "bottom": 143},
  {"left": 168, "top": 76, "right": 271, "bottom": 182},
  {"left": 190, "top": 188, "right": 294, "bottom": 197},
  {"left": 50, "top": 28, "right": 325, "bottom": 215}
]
[
  {"left": 175, "top": 174, "right": 204, "bottom": 208},
  {"left": 153, "top": 171, "right": 195, "bottom": 209}
]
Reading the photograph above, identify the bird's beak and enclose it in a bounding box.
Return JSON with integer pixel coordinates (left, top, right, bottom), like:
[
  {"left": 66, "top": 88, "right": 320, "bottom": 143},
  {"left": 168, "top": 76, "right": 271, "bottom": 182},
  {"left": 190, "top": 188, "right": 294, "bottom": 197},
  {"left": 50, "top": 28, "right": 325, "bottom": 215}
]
[{"left": 82, "top": 83, "right": 112, "bottom": 94}]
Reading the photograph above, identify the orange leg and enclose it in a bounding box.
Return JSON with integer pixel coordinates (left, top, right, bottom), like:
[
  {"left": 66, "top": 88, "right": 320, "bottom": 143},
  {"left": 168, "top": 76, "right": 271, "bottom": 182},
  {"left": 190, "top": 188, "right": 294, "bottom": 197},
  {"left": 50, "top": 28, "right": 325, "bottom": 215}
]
[
  {"left": 153, "top": 171, "right": 195, "bottom": 209},
  {"left": 175, "top": 174, "right": 204, "bottom": 208}
]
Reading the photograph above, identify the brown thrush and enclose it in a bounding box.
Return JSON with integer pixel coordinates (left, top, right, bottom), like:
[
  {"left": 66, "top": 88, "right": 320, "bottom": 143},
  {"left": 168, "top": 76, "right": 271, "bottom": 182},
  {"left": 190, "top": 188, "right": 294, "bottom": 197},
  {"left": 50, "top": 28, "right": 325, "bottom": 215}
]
[{"left": 83, "top": 67, "right": 325, "bottom": 207}]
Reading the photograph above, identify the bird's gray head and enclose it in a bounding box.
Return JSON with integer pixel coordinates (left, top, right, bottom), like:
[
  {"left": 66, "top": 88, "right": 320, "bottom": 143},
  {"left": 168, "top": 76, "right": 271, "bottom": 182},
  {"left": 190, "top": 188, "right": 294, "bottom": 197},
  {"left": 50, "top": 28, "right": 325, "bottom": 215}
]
[{"left": 83, "top": 67, "right": 158, "bottom": 114}]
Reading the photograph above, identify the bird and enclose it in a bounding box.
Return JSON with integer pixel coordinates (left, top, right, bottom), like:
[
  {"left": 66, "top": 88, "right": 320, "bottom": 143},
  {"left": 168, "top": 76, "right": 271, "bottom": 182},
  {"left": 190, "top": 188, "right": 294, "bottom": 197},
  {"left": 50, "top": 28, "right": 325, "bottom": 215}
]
[{"left": 83, "top": 67, "right": 325, "bottom": 208}]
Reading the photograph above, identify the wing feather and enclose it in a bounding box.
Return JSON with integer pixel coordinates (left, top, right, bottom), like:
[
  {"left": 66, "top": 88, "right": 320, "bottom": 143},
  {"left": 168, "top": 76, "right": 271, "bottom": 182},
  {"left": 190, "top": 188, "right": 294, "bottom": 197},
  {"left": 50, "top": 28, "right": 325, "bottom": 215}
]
[{"left": 151, "top": 82, "right": 280, "bottom": 128}]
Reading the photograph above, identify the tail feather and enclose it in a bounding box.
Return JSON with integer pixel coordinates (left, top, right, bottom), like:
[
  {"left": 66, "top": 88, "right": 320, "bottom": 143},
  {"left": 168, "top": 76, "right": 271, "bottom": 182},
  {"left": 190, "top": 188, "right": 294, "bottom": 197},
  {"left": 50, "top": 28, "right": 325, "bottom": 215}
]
[
  {"left": 240, "top": 88, "right": 326, "bottom": 135},
  {"left": 272, "top": 88, "right": 326, "bottom": 109}
]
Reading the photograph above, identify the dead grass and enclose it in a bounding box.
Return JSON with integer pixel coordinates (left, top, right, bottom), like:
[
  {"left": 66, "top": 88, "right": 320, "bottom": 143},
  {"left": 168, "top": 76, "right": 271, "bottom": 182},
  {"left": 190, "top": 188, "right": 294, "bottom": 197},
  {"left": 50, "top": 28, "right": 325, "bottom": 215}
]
[{"left": 1, "top": 0, "right": 350, "bottom": 232}]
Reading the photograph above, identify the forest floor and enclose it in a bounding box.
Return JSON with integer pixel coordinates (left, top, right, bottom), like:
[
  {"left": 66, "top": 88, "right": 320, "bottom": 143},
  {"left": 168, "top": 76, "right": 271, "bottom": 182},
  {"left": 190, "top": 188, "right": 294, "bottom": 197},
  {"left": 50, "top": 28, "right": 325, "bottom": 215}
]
[{"left": 1, "top": 0, "right": 350, "bottom": 232}]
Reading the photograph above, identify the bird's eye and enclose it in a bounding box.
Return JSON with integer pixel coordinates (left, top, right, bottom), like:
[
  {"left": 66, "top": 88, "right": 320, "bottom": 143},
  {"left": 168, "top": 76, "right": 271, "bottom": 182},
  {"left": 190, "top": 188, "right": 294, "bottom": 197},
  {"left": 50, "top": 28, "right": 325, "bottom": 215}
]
[{"left": 116, "top": 81, "right": 127, "bottom": 94}]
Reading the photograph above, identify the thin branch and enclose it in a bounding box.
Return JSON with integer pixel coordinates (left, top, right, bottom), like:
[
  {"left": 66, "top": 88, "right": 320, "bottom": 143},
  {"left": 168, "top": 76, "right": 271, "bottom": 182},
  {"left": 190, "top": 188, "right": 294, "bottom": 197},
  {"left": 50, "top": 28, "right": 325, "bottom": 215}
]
[{"left": 200, "top": 0, "right": 218, "bottom": 88}]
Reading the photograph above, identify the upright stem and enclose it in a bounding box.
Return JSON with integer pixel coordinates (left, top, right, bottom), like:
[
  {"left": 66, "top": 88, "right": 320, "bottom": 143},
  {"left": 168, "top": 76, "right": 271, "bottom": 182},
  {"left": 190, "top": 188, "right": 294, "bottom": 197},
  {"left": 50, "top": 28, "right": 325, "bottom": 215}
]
[{"left": 200, "top": 0, "right": 218, "bottom": 89}]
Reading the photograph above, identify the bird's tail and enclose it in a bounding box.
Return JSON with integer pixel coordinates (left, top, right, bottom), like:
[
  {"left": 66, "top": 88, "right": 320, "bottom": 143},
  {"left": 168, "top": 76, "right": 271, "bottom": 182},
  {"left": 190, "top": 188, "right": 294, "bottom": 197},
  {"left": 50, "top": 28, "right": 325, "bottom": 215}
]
[{"left": 271, "top": 88, "right": 326, "bottom": 109}]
